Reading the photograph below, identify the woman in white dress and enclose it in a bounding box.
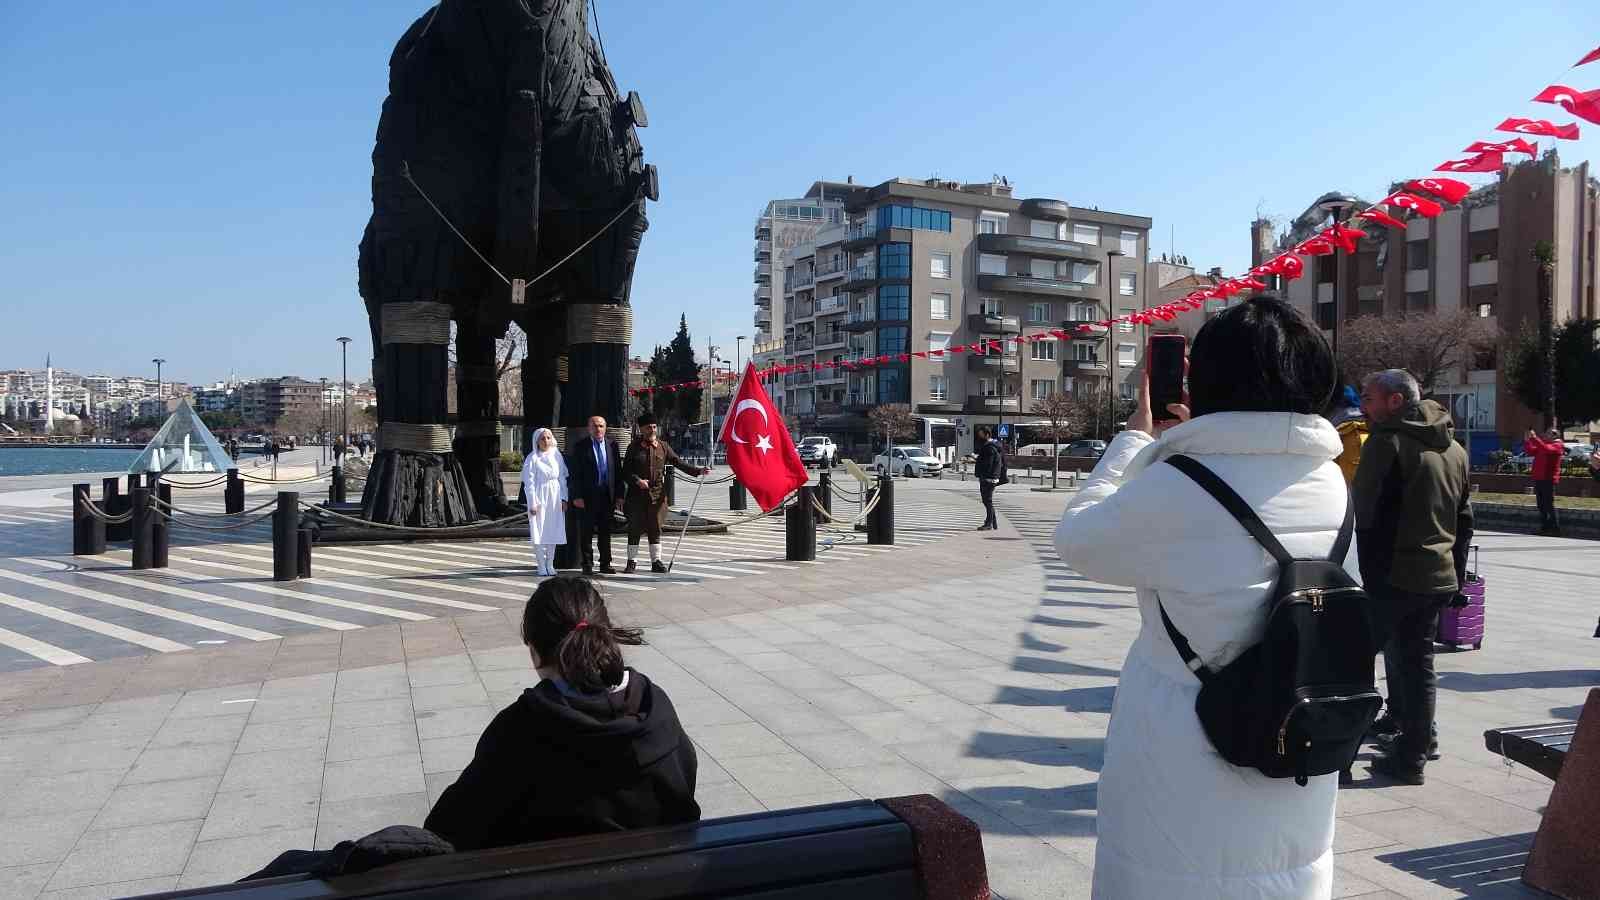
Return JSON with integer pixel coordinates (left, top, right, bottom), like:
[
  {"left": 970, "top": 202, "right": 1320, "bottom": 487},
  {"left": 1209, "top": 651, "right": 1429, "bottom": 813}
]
[{"left": 521, "top": 428, "right": 568, "bottom": 576}]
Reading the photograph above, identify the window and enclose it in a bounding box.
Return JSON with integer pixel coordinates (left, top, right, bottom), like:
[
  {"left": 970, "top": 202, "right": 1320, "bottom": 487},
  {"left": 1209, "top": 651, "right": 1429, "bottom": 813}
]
[
  {"left": 1030, "top": 339, "right": 1057, "bottom": 361},
  {"left": 874, "top": 205, "right": 952, "bottom": 232},
  {"left": 1118, "top": 307, "right": 1135, "bottom": 333},
  {"left": 978, "top": 297, "right": 1001, "bottom": 316},
  {"left": 1407, "top": 240, "right": 1429, "bottom": 270},
  {"left": 1072, "top": 223, "right": 1100, "bottom": 246},
  {"left": 1316, "top": 255, "right": 1336, "bottom": 283},
  {"left": 1030, "top": 258, "right": 1057, "bottom": 279},
  {"left": 930, "top": 292, "right": 951, "bottom": 320},
  {"left": 1072, "top": 342, "right": 1097, "bottom": 362},
  {"left": 877, "top": 326, "right": 909, "bottom": 354},
  {"left": 1405, "top": 291, "right": 1429, "bottom": 312},
  {"left": 1028, "top": 302, "right": 1051, "bottom": 323},
  {"left": 1030, "top": 220, "right": 1060, "bottom": 239},
  {"left": 877, "top": 285, "right": 910, "bottom": 321},
  {"left": 1031, "top": 379, "right": 1056, "bottom": 400},
  {"left": 1119, "top": 272, "right": 1137, "bottom": 296},
  {"left": 978, "top": 377, "right": 998, "bottom": 397},
  {"left": 928, "top": 375, "right": 948, "bottom": 402},
  {"left": 1068, "top": 262, "right": 1099, "bottom": 284},
  {"left": 979, "top": 253, "right": 1007, "bottom": 275},
  {"left": 1477, "top": 302, "right": 1494, "bottom": 318},
  {"left": 877, "top": 367, "right": 907, "bottom": 403},
  {"left": 1119, "top": 381, "right": 1136, "bottom": 400},
  {"left": 878, "top": 243, "right": 911, "bottom": 279},
  {"left": 978, "top": 213, "right": 1007, "bottom": 235},
  {"left": 928, "top": 332, "right": 951, "bottom": 353},
  {"left": 1315, "top": 302, "right": 1335, "bottom": 330},
  {"left": 930, "top": 251, "right": 951, "bottom": 279},
  {"left": 1071, "top": 301, "right": 1096, "bottom": 322},
  {"left": 1120, "top": 230, "right": 1140, "bottom": 257},
  {"left": 1116, "top": 343, "right": 1137, "bottom": 367}
]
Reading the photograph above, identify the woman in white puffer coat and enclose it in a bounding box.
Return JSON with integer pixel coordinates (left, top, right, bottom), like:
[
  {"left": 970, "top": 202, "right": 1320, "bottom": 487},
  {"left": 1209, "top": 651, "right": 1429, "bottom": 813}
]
[{"left": 1055, "top": 297, "right": 1358, "bottom": 900}]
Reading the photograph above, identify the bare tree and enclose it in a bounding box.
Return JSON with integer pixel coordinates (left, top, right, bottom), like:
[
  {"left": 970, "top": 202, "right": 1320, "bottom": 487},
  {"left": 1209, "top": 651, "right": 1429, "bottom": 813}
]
[
  {"left": 1336, "top": 310, "right": 1497, "bottom": 392},
  {"left": 866, "top": 403, "right": 917, "bottom": 454},
  {"left": 1032, "top": 392, "right": 1079, "bottom": 489}
]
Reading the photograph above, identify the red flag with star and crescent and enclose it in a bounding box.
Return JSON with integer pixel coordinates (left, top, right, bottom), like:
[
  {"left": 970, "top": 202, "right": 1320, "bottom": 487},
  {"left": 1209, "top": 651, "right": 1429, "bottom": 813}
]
[{"left": 718, "top": 363, "right": 808, "bottom": 512}]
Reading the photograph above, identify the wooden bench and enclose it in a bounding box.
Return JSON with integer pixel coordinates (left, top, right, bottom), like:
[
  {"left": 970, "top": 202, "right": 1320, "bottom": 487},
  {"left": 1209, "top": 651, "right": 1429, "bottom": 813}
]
[
  {"left": 1483, "top": 722, "right": 1577, "bottom": 781},
  {"left": 132, "top": 795, "right": 989, "bottom": 900}
]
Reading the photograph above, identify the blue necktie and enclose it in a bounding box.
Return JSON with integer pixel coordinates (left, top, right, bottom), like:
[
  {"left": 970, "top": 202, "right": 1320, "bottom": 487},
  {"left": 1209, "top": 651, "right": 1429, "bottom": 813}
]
[{"left": 595, "top": 442, "right": 607, "bottom": 487}]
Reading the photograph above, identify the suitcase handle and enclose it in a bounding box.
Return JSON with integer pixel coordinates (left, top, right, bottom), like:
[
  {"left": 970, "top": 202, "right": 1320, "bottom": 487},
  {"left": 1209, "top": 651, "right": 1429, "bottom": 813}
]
[{"left": 1468, "top": 544, "right": 1479, "bottom": 581}]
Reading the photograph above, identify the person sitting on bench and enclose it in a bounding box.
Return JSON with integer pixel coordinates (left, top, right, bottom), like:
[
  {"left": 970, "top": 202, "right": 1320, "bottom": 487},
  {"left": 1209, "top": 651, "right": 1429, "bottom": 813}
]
[{"left": 425, "top": 576, "right": 701, "bottom": 851}]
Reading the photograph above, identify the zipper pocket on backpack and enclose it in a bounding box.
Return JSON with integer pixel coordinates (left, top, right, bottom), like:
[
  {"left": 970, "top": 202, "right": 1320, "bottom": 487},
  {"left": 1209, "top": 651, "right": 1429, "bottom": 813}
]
[
  {"left": 1282, "top": 586, "right": 1363, "bottom": 613},
  {"left": 1276, "top": 689, "right": 1384, "bottom": 756}
]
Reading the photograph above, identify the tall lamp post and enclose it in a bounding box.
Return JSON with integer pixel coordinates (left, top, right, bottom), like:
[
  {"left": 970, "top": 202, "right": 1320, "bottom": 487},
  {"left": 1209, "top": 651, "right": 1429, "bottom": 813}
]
[
  {"left": 1315, "top": 192, "right": 1358, "bottom": 358},
  {"left": 336, "top": 337, "right": 352, "bottom": 445},
  {"left": 736, "top": 335, "right": 747, "bottom": 374},
  {"left": 151, "top": 358, "right": 166, "bottom": 416},
  {"left": 319, "top": 377, "right": 329, "bottom": 463},
  {"left": 1104, "top": 249, "right": 1124, "bottom": 439}
]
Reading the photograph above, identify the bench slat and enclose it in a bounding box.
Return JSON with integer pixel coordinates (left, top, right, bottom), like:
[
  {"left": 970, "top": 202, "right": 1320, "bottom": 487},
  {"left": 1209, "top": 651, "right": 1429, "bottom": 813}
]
[{"left": 1485, "top": 724, "right": 1570, "bottom": 782}]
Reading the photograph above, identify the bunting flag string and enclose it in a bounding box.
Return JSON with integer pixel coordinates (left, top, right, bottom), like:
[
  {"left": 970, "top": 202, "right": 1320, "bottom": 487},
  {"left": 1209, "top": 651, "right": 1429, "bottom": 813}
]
[{"left": 628, "top": 41, "right": 1599, "bottom": 399}]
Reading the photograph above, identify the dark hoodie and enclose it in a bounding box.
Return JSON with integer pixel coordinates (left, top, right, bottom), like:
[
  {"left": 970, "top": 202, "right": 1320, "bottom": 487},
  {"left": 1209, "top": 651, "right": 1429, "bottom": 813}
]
[
  {"left": 423, "top": 668, "right": 699, "bottom": 852},
  {"left": 1352, "top": 399, "right": 1473, "bottom": 596}
]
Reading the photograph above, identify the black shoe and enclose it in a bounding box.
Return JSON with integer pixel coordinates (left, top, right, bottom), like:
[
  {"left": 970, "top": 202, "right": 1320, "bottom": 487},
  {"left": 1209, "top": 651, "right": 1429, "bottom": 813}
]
[
  {"left": 1375, "top": 731, "right": 1440, "bottom": 760},
  {"left": 1370, "top": 754, "right": 1425, "bottom": 785},
  {"left": 597, "top": 563, "right": 614, "bottom": 575},
  {"left": 582, "top": 564, "right": 594, "bottom": 576},
  {"left": 651, "top": 560, "right": 668, "bottom": 574},
  {"left": 1368, "top": 713, "right": 1400, "bottom": 739},
  {"left": 1338, "top": 768, "right": 1353, "bottom": 786}
]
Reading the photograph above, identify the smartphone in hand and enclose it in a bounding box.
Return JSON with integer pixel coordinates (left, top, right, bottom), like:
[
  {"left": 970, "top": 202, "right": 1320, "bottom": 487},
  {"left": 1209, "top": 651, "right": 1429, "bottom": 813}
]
[{"left": 1147, "top": 334, "right": 1186, "bottom": 422}]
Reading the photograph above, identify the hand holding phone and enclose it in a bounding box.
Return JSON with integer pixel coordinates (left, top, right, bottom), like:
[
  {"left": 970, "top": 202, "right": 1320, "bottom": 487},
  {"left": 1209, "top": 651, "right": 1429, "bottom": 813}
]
[{"left": 1147, "top": 335, "right": 1187, "bottom": 423}]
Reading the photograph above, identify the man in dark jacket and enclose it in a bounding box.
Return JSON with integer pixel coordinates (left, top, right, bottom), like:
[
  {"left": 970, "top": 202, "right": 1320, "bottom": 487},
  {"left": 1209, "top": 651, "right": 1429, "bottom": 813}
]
[
  {"left": 567, "top": 416, "right": 621, "bottom": 575},
  {"left": 1354, "top": 369, "right": 1473, "bottom": 784},
  {"left": 973, "top": 425, "right": 1003, "bottom": 530}
]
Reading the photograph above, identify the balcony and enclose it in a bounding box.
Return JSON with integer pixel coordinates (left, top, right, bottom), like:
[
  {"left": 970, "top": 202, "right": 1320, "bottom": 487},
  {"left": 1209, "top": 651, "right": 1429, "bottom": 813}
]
[
  {"left": 755, "top": 240, "right": 772, "bottom": 261},
  {"left": 815, "top": 294, "right": 848, "bottom": 316},
  {"left": 814, "top": 329, "right": 847, "bottom": 349},
  {"left": 1019, "top": 198, "right": 1071, "bottom": 221},
  {"left": 792, "top": 300, "right": 815, "bottom": 319},
  {"left": 845, "top": 393, "right": 875, "bottom": 412},
  {"left": 755, "top": 217, "right": 771, "bottom": 239},
  {"left": 754, "top": 262, "right": 771, "bottom": 284},
  {"left": 1468, "top": 259, "right": 1498, "bottom": 286},
  {"left": 1061, "top": 309, "right": 1104, "bottom": 329},
  {"left": 754, "top": 284, "right": 771, "bottom": 302},
  {"left": 844, "top": 307, "right": 877, "bottom": 332},
  {"left": 841, "top": 262, "right": 878, "bottom": 291},
  {"left": 976, "top": 232, "right": 1099, "bottom": 262},
  {"left": 791, "top": 268, "right": 814, "bottom": 289},
  {"left": 1405, "top": 269, "right": 1430, "bottom": 293},
  {"left": 790, "top": 335, "right": 814, "bottom": 352},
  {"left": 967, "top": 312, "right": 1021, "bottom": 334},
  {"left": 844, "top": 221, "right": 878, "bottom": 245},
  {"left": 815, "top": 259, "right": 848, "bottom": 281},
  {"left": 976, "top": 273, "right": 1096, "bottom": 299},
  {"left": 784, "top": 371, "right": 813, "bottom": 386},
  {"left": 816, "top": 400, "right": 844, "bottom": 415},
  {"left": 964, "top": 395, "right": 1022, "bottom": 414},
  {"left": 1064, "top": 358, "right": 1107, "bottom": 375},
  {"left": 968, "top": 352, "right": 1019, "bottom": 372},
  {"left": 754, "top": 309, "right": 772, "bottom": 327},
  {"left": 917, "top": 399, "right": 964, "bottom": 414},
  {"left": 814, "top": 369, "right": 846, "bottom": 385}
]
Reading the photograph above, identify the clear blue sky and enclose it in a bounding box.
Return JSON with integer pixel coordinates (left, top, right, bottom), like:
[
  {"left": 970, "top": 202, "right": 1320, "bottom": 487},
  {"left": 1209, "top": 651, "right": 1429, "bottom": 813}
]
[{"left": 3, "top": 0, "right": 1596, "bottom": 386}]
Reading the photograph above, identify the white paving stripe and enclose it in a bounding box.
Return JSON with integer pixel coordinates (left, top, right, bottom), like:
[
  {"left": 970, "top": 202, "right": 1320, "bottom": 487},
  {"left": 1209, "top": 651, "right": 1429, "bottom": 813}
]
[
  {"left": 152, "top": 560, "right": 429, "bottom": 623},
  {"left": 305, "top": 547, "right": 542, "bottom": 601},
  {"left": 78, "top": 564, "right": 369, "bottom": 630},
  {"left": 0, "top": 589, "right": 189, "bottom": 653},
  {"left": 0, "top": 623, "right": 93, "bottom": 665},
  {"left": 177, "top": 547, "right": 502, "bottom": 611},
  {"left": 0, "top": 568, "right": 279, "bottom": 642},
  {"left": 381, "top": 545, "right": 657, "bottom": 593}
]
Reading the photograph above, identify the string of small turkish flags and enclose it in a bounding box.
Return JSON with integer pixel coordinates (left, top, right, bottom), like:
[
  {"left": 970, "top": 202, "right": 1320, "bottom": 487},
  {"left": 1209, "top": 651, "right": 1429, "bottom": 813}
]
[{"left": 629, "top": 41, "right": 1600, "bottom": 398}]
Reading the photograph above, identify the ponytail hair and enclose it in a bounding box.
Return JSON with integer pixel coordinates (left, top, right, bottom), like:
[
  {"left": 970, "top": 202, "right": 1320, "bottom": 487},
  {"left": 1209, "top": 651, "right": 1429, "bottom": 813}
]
[{"left": 521, "top": 576, "right": 644, "bottom": 694}]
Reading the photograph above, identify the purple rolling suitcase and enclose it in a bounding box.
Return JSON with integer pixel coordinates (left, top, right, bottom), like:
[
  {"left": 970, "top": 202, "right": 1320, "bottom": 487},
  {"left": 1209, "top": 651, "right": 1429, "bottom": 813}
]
[{"left": 1437, "top": 545, "right": 1485, "bottom": 650}]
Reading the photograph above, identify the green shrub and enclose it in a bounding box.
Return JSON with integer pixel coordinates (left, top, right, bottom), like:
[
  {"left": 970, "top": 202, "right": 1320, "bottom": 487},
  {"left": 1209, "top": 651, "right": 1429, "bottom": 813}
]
[{"left": 499, "top": 451, "right": 522, "bottom": 472}]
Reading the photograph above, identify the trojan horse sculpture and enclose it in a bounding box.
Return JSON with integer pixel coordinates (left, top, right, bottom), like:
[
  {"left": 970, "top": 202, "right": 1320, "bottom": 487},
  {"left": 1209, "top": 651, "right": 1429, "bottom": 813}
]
[{"left": 357, "top": 0, "right": 654, "bottom": 526}]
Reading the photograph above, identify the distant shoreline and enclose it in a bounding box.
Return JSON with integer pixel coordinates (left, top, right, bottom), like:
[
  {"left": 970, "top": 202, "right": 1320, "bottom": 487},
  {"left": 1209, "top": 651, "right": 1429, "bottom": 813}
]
[{"left": 0, "top": 443, "right": 144, "bottom": 450}]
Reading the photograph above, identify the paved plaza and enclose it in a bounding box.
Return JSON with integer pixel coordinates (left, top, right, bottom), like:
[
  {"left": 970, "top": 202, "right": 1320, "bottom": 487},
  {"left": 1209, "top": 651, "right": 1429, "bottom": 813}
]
[{"left": 0, "top": 464, "right": 1593, "bottom": 899}]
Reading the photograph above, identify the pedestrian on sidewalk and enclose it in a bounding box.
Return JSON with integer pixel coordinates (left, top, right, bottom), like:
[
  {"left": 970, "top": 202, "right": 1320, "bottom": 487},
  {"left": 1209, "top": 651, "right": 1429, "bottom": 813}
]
[
  {"left": 1354, "top": 369, "right": 1473, "bottom": 784},
  {"left": 568, "top": 416, "right": 620, "bottom": 576},
  {"left": 1054, "top": 296, "right": 1352, "bottom": 899},
  {"left": 973, "top": 425, "right": 1004, "bottom": 530},
  {"left": 521, "top": 428, "right": 568, "bottom": 576},
  {"left": 1523, "top": 427, "right": 1566, "bottom": 535},
  {"left": 422, "top": 576, "right": 700, "bottom": 849},
  {"left": 620, "top": 413, "right": 709, "bottom": 574}
]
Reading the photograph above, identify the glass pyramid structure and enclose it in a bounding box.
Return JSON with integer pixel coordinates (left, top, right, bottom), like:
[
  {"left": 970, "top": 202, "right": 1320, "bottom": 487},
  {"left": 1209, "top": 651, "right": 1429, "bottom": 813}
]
[{"left": 128, "top": 399, "right": 236, "bottom": 475}]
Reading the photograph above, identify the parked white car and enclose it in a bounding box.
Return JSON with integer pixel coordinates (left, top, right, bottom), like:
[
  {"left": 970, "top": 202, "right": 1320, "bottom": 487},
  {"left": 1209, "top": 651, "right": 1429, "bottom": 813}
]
[
  {"left": 796, "top": 436, "right": 837, "bottom": 468},
  {"left": 875, "top": 445, "right": 944, "bottom": 478}
]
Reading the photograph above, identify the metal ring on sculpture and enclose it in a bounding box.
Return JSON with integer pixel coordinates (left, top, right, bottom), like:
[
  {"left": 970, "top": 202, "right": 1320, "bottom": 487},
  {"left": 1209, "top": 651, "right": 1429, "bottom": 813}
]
[
  {"left": 378, "top": 422, "right": 455, "bottom": 453},
  {"left": 380, "top": 301, "right": 454, "bottom": 345},
  {"left": 565, "top": 303, "right": 633, "bottom": 345}
]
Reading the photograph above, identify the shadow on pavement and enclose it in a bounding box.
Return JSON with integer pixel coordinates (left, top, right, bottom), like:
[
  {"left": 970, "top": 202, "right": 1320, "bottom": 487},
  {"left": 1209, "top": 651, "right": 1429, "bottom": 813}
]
[
  {"left": 1374, "top": 834, "right": 1537, "bottom": 898},
  {"left": 1438, "top": 670, "right": 1600, "bottom": 692}
]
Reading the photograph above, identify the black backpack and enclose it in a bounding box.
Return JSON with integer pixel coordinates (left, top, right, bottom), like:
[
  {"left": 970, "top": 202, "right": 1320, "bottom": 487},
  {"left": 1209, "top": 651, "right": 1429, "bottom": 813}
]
[{"left": 1158, "top": 455, "right": 1382, "bottom": 786}]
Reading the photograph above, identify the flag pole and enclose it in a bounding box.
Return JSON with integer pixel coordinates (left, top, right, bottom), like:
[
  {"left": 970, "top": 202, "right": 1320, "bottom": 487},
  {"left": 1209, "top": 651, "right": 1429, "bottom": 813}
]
[{"left": 666, "top": 474, "right": 704, "bottom": 574}]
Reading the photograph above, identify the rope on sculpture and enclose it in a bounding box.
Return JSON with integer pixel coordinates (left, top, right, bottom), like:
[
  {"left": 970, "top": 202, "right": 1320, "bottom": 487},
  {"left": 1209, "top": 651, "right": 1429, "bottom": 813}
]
[
  {"left": 566, "top": 303, "right": 633, "bottom": 345},
  {"left": 76, "top": 496, "right": 133, "bottom": 525},
  {"left": 452, "top": 420, "right": 502, "bottom": 439},
  {"left": 377, "top": 422, "right": 454, "bottom": 453},
  {"left": 161, "top": 475, "right": 230, "bottom": 490},
  {"left": 379, "top": 301, "right": 453, "bottom": 345}
]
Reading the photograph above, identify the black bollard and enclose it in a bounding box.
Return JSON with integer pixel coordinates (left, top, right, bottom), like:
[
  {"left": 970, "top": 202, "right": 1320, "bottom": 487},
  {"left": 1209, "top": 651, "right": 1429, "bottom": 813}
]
[
  {"left": 330, "top": 465, "right": 346, "bottom": 504},
  {"left": 152, "top": 482, "right": 172, "bottom": 568},
  {"left": 297, "top": 525, "right": 313, "bottom": 578},
  {"left": 72, "top": 483, "right": 105, "bottom": 556},
  {"left": 868, "top": 473, "right": 895, "bottom": 545},
  {"left": 225, "top": 467, "right": 244, "bottom": 514},
  {"left": 816, "top": 471, "right": 833, "bottom": 523},
  {"left": 729, "top": 479, "right": 748, "bottom": 512},
  {"left": 665, "top": 466, "right": 676, "bottom": 506},
  {"left": 273, "top": 491, "right": 299, "bottom": 582},
  {"left": 103, "top": 476, "right": 129, "bottom": 542},
  {"left": 785, "top": 486, "right": 817, "bottom": 561},
  {"left": 130, "top": 486, "right": 154, "bottom": 570}
]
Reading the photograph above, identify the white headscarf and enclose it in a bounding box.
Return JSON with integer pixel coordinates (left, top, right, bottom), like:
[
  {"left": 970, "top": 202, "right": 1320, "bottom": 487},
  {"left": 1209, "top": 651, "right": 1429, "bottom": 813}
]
[{"left": 528, "top": 428, "right": 566, "bottom": 481}]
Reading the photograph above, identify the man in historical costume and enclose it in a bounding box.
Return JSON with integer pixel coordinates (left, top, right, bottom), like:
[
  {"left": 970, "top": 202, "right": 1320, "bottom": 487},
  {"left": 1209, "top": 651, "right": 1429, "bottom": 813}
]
[
  {"left": 621, "top": 413, "right": 710, "bottom": 574},
  {"left": 567, "top": 416, "right": 621, "bottom": 576}
]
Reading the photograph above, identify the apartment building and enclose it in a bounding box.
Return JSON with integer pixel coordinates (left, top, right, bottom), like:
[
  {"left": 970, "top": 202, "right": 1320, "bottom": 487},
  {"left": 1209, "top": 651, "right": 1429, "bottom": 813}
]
[
  {"left": 772, "top": 176, "right": 1151, "bottom": 454},
  {"left": 239, "top": 376, "right": 323, "bottom": 427},
  {"left": 752, "top": 184, "right": 856, "bottom": 344},
  {"left": 1256, "top": 153, "right": 1599, "bottom": 454}
]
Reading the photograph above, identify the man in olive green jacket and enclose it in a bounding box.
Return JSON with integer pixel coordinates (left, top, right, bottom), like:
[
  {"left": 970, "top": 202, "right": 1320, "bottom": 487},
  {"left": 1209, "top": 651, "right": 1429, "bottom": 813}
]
[{"left": 1354, "top": 369, "right": 1473, "bottom": 784}]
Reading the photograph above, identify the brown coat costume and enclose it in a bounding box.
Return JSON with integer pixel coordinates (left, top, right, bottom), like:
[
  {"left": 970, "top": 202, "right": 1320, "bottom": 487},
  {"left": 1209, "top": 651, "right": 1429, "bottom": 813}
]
[{"left": 621, "top": 439, "right": 701, "bottom": 543}]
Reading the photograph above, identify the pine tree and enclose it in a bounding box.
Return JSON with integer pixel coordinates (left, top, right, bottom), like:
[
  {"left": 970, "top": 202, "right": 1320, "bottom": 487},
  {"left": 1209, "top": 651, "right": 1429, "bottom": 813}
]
[{"left": 663, "top": 315, "right": 702, "bottom": 428}]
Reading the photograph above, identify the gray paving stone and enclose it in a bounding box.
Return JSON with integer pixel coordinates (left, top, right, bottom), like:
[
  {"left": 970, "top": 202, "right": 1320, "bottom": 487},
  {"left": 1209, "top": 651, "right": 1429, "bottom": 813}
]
[
  {"left": 234, "top": 716, "right": 330, "bottom": 754},
  {"left": 410, "top": 681, "right": 489, "bottom": 713},
  {"left": 314, "top": 792, "right": 429, "bottom": 851},
  {"left": 326, "top": 722, "right": 422, "bottom": 763},
  {"left": 781, "top": 730, "right": 902, "bottom": 771},
  {"left": 0, "top": 810, "right": 97, "bottom": 868},
  {"left": 217, "top": 745, "right": 326, "bottom": 793},
  {"left": 246, "top": 695, "right": 332, "bottom": 724},
  {"left": 694, "top": 781, "right": 765, "bottom": 818},
  {"left": 419, "top": 735, "right": 477, "bottom": 774},
  {"left": 0, "top": 862, "right": 57, "bottom": 899},
  {"left": 331, "top": 698, "right": 414, "bottom": 730},
  {"left": 413, "top": 705, "right": 493, "bottom": 741},
  {"left": 689, "top": 722, "right": 793, "bottom": 761},
  {"left": 321, "top": 752, "right": 425, "bottom": 803},
  {"left": 45, "top": 819, "right": 201, "bottom": 891},
  {"left": 180, "top": 827, "right": 313, "bottom": 889},
  {"left": 424, "top": 770, "right": 460, "bottom": 808},
  {"left": 333, "top": 664, "right": 411, "bottom": 703},
  {"left": 37, "top": 874, "right": 181, "bottom": 899},
  {"left": 198, "top": 781, "right": 320, "bottom": 841},
  {"left": 146, "top": 713, "right": 249, "bottom": 749},
  {"left": 827, "top": 762, "right": 953, "bottom": 799},
  {"left": 93, "top": 776, "right": 221, "bottom": 831},
  {"left": 718, "top": 752, "right": 849, "bottom": 805},
  {"left": 0, "top": 768, "right": 125, "bottom": 817},
  {"left": 124, "top": 741, "right": 236, "bottom": 785},
  {"left": 168, "top": 685, "right": 262, "bottom": 719}
]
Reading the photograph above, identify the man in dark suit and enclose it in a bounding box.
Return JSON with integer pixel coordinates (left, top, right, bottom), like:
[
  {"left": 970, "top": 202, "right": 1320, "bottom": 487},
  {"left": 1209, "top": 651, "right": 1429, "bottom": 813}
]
[{"left": 567, "top": 415, "right": 620, "bottom": 575}]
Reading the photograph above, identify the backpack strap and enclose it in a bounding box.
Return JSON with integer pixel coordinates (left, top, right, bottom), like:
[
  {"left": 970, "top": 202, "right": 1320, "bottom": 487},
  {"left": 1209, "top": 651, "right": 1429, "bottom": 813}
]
[
  {"left": 1165, "top": 455, "right": 1293, "bottom": 567},
  {"left": 1329, "top": 493, "right": 1354, "bottom": 565},
  {"left": 1157, "top": 599, "right": 1213, "bottom": 683}
]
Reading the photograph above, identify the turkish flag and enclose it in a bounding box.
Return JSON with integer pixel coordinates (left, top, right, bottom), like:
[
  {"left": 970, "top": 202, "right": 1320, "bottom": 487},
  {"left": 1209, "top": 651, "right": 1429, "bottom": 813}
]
[
  {"left": 1274, "top": 254, "right": 1305, "bottom": 281},
  {"left": 1383, "top": 192, "right": 1444, "bottom": 218},
  {"left": 1578, "top": 46, "right": 1600, "bottom": 67},
  {"left": 1324, "top": 224, "right": 1364, "bottom": 254},
  {"left": 1295, "top": 235, "right": 1336, "bottom": 256},
  {"left": 1435, "top": 152, "right": 1504, "bottom": 173},
  {"left": 1407, "top": 177, "right": 1474, "bottom": 204},
  {"left": 1356, "top": 208, "right": 1407, "bottom": 230},
  {"left": 1464, "top": 138, "right": 1538, "bottom": 156},
  {"left": 1533, "top": 85, "right": 1600, "bottom": 125},
  {"left": 1497, "top": 117, "right": 1581, "bottom": 140},
  {"left": 717, "top": 364, "right": 807, "bottom": 512}
]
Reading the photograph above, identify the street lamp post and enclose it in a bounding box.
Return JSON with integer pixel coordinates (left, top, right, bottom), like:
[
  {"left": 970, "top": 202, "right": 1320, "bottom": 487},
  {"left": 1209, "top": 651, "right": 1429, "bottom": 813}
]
[
  {"left": 320, "top": 377, "right": 329, "bottom": 464},
  {"left": 151, "top": 358, "right": 166, "bottom": 417},
  {"left": 1104, "top": 249, "right": 1125, "bottom": 439},
  {"left": 336, "top": 337, "right": 352, "bottom": 445},
  {"left": 736, "top": 335, "right": 747, "bottom": 374},
  {"left": 1315, "top": 192, "right": 1358, "bottom": 358}
]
